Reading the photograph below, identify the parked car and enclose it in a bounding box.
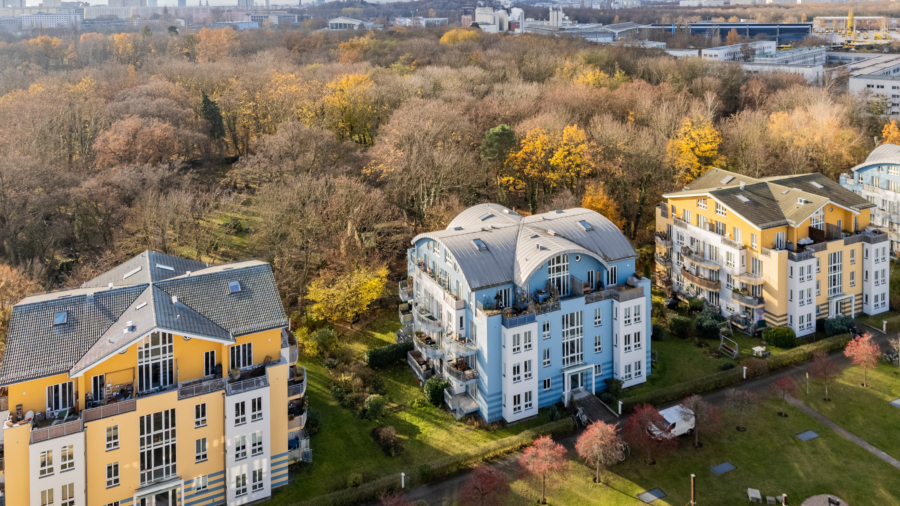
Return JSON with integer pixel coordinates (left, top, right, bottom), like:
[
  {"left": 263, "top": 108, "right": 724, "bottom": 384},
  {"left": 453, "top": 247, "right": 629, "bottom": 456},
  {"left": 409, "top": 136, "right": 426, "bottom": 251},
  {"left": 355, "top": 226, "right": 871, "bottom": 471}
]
[{"left": 650, "top": 406, "right": 695, "bottom": 439}]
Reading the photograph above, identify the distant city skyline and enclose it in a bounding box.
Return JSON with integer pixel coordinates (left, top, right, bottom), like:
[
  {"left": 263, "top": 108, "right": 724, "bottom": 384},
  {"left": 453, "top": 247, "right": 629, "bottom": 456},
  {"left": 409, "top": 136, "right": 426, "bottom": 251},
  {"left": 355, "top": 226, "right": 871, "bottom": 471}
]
[{"left": 24, "top": 0, "right": 288, "bottom": 6}]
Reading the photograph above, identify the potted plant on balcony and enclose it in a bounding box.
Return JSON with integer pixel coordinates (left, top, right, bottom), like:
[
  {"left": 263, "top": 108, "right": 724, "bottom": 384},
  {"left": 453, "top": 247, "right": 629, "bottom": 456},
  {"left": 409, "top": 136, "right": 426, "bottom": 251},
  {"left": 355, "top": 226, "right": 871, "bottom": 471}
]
[{"left": 230, "top": 367, "right": 241, "bottom": 381}]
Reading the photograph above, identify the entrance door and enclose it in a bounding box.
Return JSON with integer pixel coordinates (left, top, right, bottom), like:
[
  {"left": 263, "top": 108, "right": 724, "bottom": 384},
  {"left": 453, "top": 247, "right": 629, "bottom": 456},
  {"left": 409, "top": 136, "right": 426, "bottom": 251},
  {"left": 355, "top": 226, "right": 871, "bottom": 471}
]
[{"left": 570, "top": 372, "right": 582, "bottom": 391}]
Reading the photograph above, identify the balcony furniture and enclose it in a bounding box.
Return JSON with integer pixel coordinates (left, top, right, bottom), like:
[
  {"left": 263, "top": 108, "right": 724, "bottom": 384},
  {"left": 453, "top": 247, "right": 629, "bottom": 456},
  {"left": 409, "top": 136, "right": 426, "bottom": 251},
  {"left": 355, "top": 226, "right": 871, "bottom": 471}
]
[
  {"left": 534, "top": 290, "right": 550, "bottom": 303},
  {"left": 752, "top": 346, "right": 765, "bottom": 357}
]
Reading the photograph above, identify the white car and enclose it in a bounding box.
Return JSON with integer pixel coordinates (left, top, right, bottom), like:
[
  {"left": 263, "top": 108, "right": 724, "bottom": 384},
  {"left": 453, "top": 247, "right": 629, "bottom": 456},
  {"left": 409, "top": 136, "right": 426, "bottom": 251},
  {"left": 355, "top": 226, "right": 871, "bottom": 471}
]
[{"left": 650, "top": 406, "right": 695, "bottom": 439}]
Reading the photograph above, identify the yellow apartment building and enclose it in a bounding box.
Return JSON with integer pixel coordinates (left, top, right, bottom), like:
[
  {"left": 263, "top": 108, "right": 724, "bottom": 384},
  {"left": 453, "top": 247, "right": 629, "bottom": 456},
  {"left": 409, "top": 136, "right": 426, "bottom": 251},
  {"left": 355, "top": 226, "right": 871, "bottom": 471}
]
[
  {"left": 656, "top": 169, "right": 890, "bottom": 337},
  {"left": 0, "top": 252, "right": 309, "bottom": 506}
]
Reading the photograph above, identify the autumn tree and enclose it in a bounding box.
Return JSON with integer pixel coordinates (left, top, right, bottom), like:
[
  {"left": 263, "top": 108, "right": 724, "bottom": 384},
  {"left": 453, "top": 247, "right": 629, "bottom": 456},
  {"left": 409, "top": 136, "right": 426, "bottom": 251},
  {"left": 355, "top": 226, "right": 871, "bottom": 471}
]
[
  {"left": 725, "top": 389, "right": 759, "bottom": 432},
  {"left": 460, "top": 466, "right": 510, "bottom": 506},
  {"left": 581, "top": 183, "right": 624, "bottom": 230},
  {"left": 769, "top": 376, "right": 797, "bottom": 417},
  {"left": 519, "top": 435, "right": 568, "bottom": 504},
  {"left": 666, "top": 116, "right": 726, "bottom": 186},
  {"left": 195, "top": 27, "right": 238, "bottom": 62},
  {"left": 845, "top": 333, "right": 880, "bottom": 387},
  {"left": 307, "top": 265, "right": 388, "bottom": 324},
  {"left": 575, "top": 421, "right": 621, "bottom": 484},
  {"left": 324, "top": 73, "right": 379, "bottom": 145},
  {"left": 809, "top": 350, "right": 840, "bottom": 401},
  {"left": 883, "top": 120, "right": 900, "bottom": 145},
  {"left": 0, "top": 265, "right": 41, "bottom": 361},
  {"left": 94, "top": 116, "right": 205, "bottom": 168},
  {"left": 440, "top": 28, "right": 480, "bottom": 45},
  {"left": 889, "top": 336, "right": 900, "bottom": 367},
  {"left": 575, "top": 69, "right": 629, "bottom": 91},
  {"left": 725, "top": 28, "right": 741, "bottom": 46},
  {"left": 680, "top": 394, "right": 722, "bottom": 448},
  {"left": 623, "top": 404, "right": 678, "bottom": 465}
]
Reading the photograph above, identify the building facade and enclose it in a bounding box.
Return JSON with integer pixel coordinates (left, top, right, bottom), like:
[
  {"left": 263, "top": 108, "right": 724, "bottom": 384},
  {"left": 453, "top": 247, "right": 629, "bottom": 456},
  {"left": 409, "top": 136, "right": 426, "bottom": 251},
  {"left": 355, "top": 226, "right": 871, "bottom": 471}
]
[
  {"left": 841, "top": 144, "right": 900, "bottom": 256},
  {"left": 656, "top": 169, "right": 889, "bottom": 339},
  {"left": 401, "top": 205, "right": 652, "bottom": 424},
  {"left": 0, "top": 252, "right": 308, "bottom": 506}
]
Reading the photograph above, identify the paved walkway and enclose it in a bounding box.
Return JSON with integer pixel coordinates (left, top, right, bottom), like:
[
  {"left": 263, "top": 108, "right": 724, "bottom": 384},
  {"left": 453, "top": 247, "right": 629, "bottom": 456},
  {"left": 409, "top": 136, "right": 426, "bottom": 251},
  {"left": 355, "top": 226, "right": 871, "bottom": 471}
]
[{"left": 784, "top": 394, "right": 900, "bottom": 471}]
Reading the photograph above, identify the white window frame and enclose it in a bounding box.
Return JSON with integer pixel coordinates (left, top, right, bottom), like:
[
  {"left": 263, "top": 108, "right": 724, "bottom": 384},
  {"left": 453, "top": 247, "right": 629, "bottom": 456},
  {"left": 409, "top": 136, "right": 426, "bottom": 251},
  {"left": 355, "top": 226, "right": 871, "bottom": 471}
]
[
  {"left": 195, "top": 475, "right": 208, "bottom": 492},
  {"left": 106, "top": 425, "right": 119, "bottom": 450},
  {"left": 61, "top": 483, "right": 74, "bottom": 506},
  {"left": 42, "top": 489, "right": 54, "bottom": 506},
  {"left": 594, "top": 334, "right": 602, "bottom": 353},
  {"left": 543, "top": 348, "right": 551, "bottom": 367},
  {"left": 106, "top": 462, "right": 119, "bottom": 488},
  {"left": 512, "top": 333, "right": 521, "bottom": 354},
  {"left": 542, "top": 320, "right": 551, "bottom": 340},
  {"left": 634, "top": 332, "right": 642, "bottom": 351},
  {"left": 230, "top": 342, "right": 253, "bottom": 370},
  {"left": 624, "top": 334, "right": 632, "bottom": 353},
  {"left": 543, "top": 378, "right": 551, "bottom": 391},
  {"left": 60, "top": 445, "right": 74, "bottom": 472},
  {"left": 633, "top": 304, "right": 641, "bottom": 324},
  {"left": 40, "top": 450, "right": 54, "bottom": 477},
  {"left": 523, "top": 331, "right": 532, "bottom": 351},
  {"left": 594, "top": 307, "right": 602, "bottom": 327},
  {"left": 235, "top": 473, "right": 248, "bottom": 497},
  {"left": 513, "top": 393, "right": 522, "bottom": 413},
  {"left": 235, "top": 401, "right": 246, "bottom": 426},
  {"left": 252, "top": 431, "right": 264, "bottom": 456},
  {"left": 561, "top": 311, "right": 584, "bottom": 367},
  {"left": 512, "top": 363, "right": 521, "bottom": 383},
  {"left": 252, "top": 468, "right": 264, "bottom": 492},
  {"left": 235, "top": 435, "right": 247, "bottom": 460},
  {"left": 195, "top": 403, "right": 207, "bottom": 428},
  {"left": 251, "top": 397, "right": 263, "bottom": 422},
  {"left": 624, "top": 307, "right": 632, "bottom": 325},
  {"left": 196, "top": 438, "right": 208, "bottom": 463},
  {"left": 697, "top": 198, "right": 707, "bottom": 210},
  {"left": 715, "top": 202, "right": 726, "bottom": 216},
  {"left": 634, "top": 361, "right": 642, "bottom": 377},
  {"left": 524, "top": 360, "right": 533, "bottom": 380}
]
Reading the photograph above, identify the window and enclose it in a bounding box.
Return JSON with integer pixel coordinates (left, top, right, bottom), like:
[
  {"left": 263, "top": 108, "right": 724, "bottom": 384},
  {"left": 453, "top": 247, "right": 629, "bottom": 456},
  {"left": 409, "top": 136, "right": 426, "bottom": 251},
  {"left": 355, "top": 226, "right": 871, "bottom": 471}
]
[
  {"left": 139, "top": 410, "right": 178, "bottom": 486},
  {"left": 851, "top": 271, "right": 856, "bottom": 287},
  {"left": 253, "top": 468, "right": 264, "bottom": 492},
  {"left": 789, "top": 314, "right": 793, "bottom": 326},
  {"left": 524, "top": 360, "right": 533, "bottom": 380},
  {"left": 624, "top": 334, "right": 632, "bottom": 352},
  {"left": 789, "top": 290, "right": 793, "bottom": 302},
  {"left": 594, "top": 334, "right": 602, "bottom": 353},
  {"left": 733, "top": 227, "right": 742, "bottom": 243},
  {"left": 751, "top": 233, "right": 758, "bottom": 250},
  {"left": 46, "top": 381, "right": 75, "bottom": 415},
  {"left": 252, "top": 431, "right": 264, "bottom": 455},
  {"left": 105, "top": 502, "right": 121, "bottom": 506},
  {"left": 624, "top": 363, "right": 632, "bottom": 380},
  {"left": 204, "top": 351, "right": 216, "bottom": 377},
  {"left": 828, "top": 251, "right": 843, "bottom": 297},
  {"left": 774, "top": 232, "right": 786, "bottom": 250},
  {"left": 196, "top": 438, "right": 208, "bottom": 462},
  {"left": 194, "top": 403, "right": 207, "bottom": 427},
  {"left": 624, "top": 307, "right": 632, "bottom": 325},
  {"left": 40, "top": 450, "right": 53, "bottom": 476},
  {"left": 726, "top": 252, "right": 735, "bottom": 268},
  {"left": 542, "top": 321, "right": 550, "bottom": 340},
  {"left": 682, "top": 209, "right": 691, "bottom": 223},
  {"left": 60, "top": 445, "right": 74, "bottom": 472},
  {"left": 524, "top": 390, "right": 533, "bottom": 410},
  {"left": 789, "top": 266, "right": 793, "bottom": 279},
  {"left": 810, "top": 207, "right": 825, "bottom": 230},
  {"left": 561, "top": 312, "right": 584, "bottom": 367},
  {"left": 512, "top": 333, "right": 521, "bottom": 353},
  {"left": 633, "top": 305, "right": 641, "bottom": 324},
  {"left": 594, "top": 364, "right": 602, "bottom": 376},
  {"left": 816, "top": 280, "right": 820, "bottom": 296},
  {"left": 251, "top": 397, "right": 263, "bottom": 422},
  {"left": 106, "top": 425, "right": 119, "bottom": 450},
  {"left": 634, "top": 332, "right": 642, "bottom": 351},
  {"left": 697, "top": 198, "right": 707, "bottom": 209},
  {"left": 851, "top": 249, "right": 856, "bottom": 265},
  {"left": 512, "top": 363, "right": 521, "bottom": 383},
  {"left": 543, "top": 378, "right": 551, "bottom": 391},
  {"left": 513, "top": 394, "right": 522, "bottom": 413},
  {"left": 195, "top": 475, "right": 208, "bottom": 492},
  {"left": 716, "top": 221, "right": 726, "bottom": 236},
  {"left": 230, "top": 342, "right": 253, "bottom": 370},
  {"left": 235, "top": 435, "right": 247, "bottom": 460},
  {"left": 716, "top": 202, "right": 726, "bottom": 216},
  {"left": 607, "top": 265, "right": 618, "bottom": 287},
  {"left": 42, "top": 489, "right": 54, "bottom": 506},
  {"left": 816, "top": 257, "right": 821, "bottom": 272},
  {"left": 634, "top": 361, "right": 642, "bottom": 377},
  {"left": 235, "top": 401, "right": 246, "bottom": 425},
  {"left": 548, "top": 254, "right": 570, "bottom": 296},
  {"left": 543, "top": 348, "right": 551, "bottom": 367},
  {"left": 806, "top": 288, "right": 812, "bottom": 306},
  {"left": 698, "top": 214, "right": 707, "bottom": 229},
  {"left": 523, "top": 331, "right": 532, "bottom": 351},
  {"left": 91, "top": 374, "right": 106, "bottom": 405},
  {"left": 726, "top": 274, "right": 734, "bottom": 290},
  {"left": 235, "top": 473, "right": 248, "bottom": 497},
  {"left": 594, "top": 307, "right": 602, "bottom": 327},
  {"left": 138, "top": 332, "right": 174, "bottom": 394},
  {"left": 107, "top": 462, "right": 119, "bottom": 488}
]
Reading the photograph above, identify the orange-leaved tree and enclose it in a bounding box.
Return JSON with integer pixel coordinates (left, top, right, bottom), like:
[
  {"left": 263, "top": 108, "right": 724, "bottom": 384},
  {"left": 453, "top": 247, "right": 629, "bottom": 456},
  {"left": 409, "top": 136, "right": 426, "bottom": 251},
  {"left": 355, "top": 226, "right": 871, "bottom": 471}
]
[
  {"left": 883, "top": 120, "right": 900, "bottom": 145},
  {"left": 844, "top": 333, "right": 880, "bottom": 387},
  {"left": 666, "top": 116, "right": 725, "bottom": 186},
  {"left": 575, "top": 420, "right": 621, "bottom": 484},
  {"left": 519, "top": 435, "right": 568, "bottom": 504}
]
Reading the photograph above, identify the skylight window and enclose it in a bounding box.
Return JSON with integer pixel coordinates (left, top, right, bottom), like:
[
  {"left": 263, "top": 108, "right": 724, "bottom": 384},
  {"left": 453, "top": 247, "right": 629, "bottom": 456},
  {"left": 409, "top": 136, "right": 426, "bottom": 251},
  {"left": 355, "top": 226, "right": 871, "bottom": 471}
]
[
  {"left": 136, "top": 302, "right": 147, "bottom": 310},
  {"left": 737, "top": 195, "right": 750, "bottom": 203},
  {"left": 721, "top": 176, "right": 735, "bottom": 184},
  {"left": 156, "top": 264, "right": 174, "bottom": 271},
  {"left": 53, "top": 311, "right": 67, "bottom": 326},
  {"left": 473, "top": 238, "right": 487, "bottom": 251},
  {"left": 810, "top": 181, "right": 824, "bottom": 189},
  {"left": 578, "top": 220, "right": 593, "bottom": 231},
  {"left": 229, "top": 281, "right": 241, "bottom": 293},
  {"left": 123, "top": 266, "right": 142, "bottom": 279},
  {"left": 479, "top": 213, "right": 494, "bottom": 221},
  {"left": 781, "top": 189, "right": 790, "bottom": 195}
]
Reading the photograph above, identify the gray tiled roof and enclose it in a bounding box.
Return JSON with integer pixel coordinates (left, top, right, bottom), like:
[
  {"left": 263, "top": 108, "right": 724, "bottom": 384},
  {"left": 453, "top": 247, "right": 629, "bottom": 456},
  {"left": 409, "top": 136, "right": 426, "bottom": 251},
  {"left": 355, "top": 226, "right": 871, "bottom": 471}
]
[
  {"left": 82, "top": 251, "right": 209, "bottom": 288},
  {"left": 0, "top": 254, "right": 287, "bottom": 386}
]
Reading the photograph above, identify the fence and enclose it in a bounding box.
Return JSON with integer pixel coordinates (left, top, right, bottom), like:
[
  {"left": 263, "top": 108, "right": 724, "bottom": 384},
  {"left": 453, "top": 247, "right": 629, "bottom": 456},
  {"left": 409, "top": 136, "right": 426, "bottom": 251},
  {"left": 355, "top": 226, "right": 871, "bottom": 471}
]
[
  {"left": 30, "top": 418, "right": 84, "bottom": 444},
  {"left": 83, "top": 399, "right": 137, "bottom": 422},
  {"left": 226, "top": 376, "right": 268, "bottom": 396},
  {"left": 178, "top": 378, "right": 226, "bottom": 400}
]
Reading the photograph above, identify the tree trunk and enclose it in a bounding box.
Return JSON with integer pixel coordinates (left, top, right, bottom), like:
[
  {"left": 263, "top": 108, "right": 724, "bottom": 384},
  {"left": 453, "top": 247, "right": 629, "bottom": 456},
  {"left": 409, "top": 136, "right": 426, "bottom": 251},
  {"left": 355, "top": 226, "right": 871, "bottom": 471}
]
[
  {"left": 694, "top": 427, "right": 699, "bottom": 446},
  {"left": 596, "top": 460, "right": 600, "bottom": 483},
  {"left": 541, "top": 474, "right": 546, "bottom": 504},
  {"left": 864, "top": 368, "right": 868, "bottom": 387}
]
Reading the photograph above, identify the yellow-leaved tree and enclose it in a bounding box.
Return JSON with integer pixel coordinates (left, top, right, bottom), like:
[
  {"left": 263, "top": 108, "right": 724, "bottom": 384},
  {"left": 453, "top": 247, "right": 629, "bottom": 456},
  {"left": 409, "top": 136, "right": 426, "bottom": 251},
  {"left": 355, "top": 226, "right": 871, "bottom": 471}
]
[
  {"left": 883, "top": 121, "right": 900, "bottom": 145},
  {"left": 725, "top": 28, "right": 741, "bottom": 46},
  {"left": 549, "top": 124, "right": 591, "bottom": 195},
  {"left": 195, "top": 27, "right": 238, "bottom": 62},
  {"left": 440, "top": 28, "right": 480, "bottom": 45},
  {"left": 575, "top": 68, "right": 629, "bottom": 90},
  {"left": 666, "top": 117, "right": 725, "bottom": 186},
  {"left": 307, "top": 265, "right": 389, "bottom": 324},
  {"left": 581, "top": 183, "right": 625, "bottom": 229},
  {"left": 323, "top": 73, "right": 378, "bottom": 145}
]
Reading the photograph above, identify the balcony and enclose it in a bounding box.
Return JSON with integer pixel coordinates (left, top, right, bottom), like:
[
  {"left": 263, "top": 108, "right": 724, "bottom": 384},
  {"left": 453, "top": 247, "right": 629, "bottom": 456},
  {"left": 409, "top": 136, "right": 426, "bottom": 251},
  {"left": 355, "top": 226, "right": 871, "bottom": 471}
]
[
  {"left": 732, "top": 290, "right": 764, "bottom": 308},
  {"left": 288, "top": 365, "right": 307, "bottom": 398},
  {"left": 682, "top": 248, "right": 721, "bottom": 270},
  {"left": 654, "top": 254, "right": 672, "bottom": 267},
  {"left": 413, "top": 306, "right": 443, "bottom": 333},
  {"left": 30, "top": 416, "right": 84, "bottom": 444},
  {"left": 398, "top": 303, "right": 413, "bottom": 326},
  {"left": 445, "top": 360, "right": 478, "bottom": 384},
  {"left": 408, "top": 350, "right": 436, "bottom": 382},
  {"left": 415, "top": 264, "right": 465, "bottom": 309},
  {"left": 585, "top": 284, "right": 645, "bottom": 304},
  {"left": 83, "top": 398, "right": 137, "bottom": 422},
  {"left": 655, "top": 232, "right": 672, "bottom": 248},
  {"left": 399, "top": 279, "right": 412, "bottom": 302},
  {"left": 178, "top": 376, "right": 226, "bottom": 401},
  {"left": 288, "top": 429, "right": 311, "bottom": 462},
  {"left": 502, "top": 312, "right": 535, "bottom": 329},
  {"left": 445, "top": 337, "right": 477, "bottom": 358},
  {"left": 0, "top": 396, "right": 7, "bottom": 411},
  {"left": 654, "top": 275, "right": 672, "bottom": 289},
  {"left": 720, "top": 235, "right": 745, "bottom": 250},
  {"left": 733, "top": 272, "right": 764, "bottom": 285},
  {"left": 225, "top": 359, "right": 277, "bottom": 396},
  {"left": 413, "top": 332, "right": 443, "bottom": 360},
  {"left": 657, "top": 203, "right": 669, "bottom": 219},
  {"left": 288, "top": 398, "right": 306, "bottom": 430},
  {"left": 444, "top": 389, "right": 478, "bottom": 420},
  {"left": 680, "top": 267, "right": 721, "bottom": 291}
]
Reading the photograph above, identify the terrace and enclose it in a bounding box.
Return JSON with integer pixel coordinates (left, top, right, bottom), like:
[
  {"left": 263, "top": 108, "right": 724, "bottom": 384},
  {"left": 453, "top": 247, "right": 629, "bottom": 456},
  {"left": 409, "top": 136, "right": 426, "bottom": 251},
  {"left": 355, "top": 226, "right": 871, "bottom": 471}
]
[
  {"left": 407, "top": 350, "right": 436, "bottom": 383},
  {"left": 288, "top": 397, "right": 306, "bottom": 430},
  {"left": 413, "top": 331, "right": 443, "bottom": 360},
  {"left": 288, "top": 365, "right": 307, "bottom": 398},
  {"left": 225, "top": 356, "right": 280, "bottom": 396},
  {"left": 444, "top": 359, "right": 478, "bottom": 384},
  {"left": 681, "top": 267, "right": 721, "bottom": 291}
]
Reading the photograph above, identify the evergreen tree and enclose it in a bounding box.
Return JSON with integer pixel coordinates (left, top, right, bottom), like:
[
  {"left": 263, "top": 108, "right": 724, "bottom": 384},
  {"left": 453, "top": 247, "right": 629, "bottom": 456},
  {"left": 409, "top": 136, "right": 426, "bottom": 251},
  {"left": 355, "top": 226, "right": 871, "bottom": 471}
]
[{"left": 200, "top": 92, "right": 225, "bottom": 141}]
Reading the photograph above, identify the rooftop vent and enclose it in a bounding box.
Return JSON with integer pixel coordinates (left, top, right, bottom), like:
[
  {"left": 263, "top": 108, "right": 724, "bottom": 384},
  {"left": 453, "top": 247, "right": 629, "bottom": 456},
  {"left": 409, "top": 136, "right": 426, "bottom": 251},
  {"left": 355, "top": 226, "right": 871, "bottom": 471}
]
[
  {"left": 136, "top": 302, "right": 147, "bottom": 310},
  {"left": 810, "top": 181, "right": 824, "bottom": 189},
  {"left": 502, "top": 209, "right": 511, "bottom": 214},
  {"left": 108, "top": 283, "right": 114, "bottom": 289},
  {"left": 123, "top": 266, "right": 142, "bottom": 279},
  {"left": 229, "top": 281, "right": 241, "bottom": 293},
  {"left": 530, "top": 233, "right": 539, "bottom": 239},
  {"left": 171, "top": 296, "right": 178, "bottom": 304},
  {"left": 454, "top": 227, "right": 463, "bottom": 231},
  {"left": 798, "top": 198, "right": 811, "bottom": 205},
  {"left": 721, "top": 175, "right": 735, "bottom": 184},
  {"left": 578, "top": 220, "right": 593, "bottom": 231},
  {"left": 737, "top": 195, "right": 750, "bottom": 203},
  {"left": 547, "top": 230, "right": 558, "bottom": 236},
  {"left": 535, "top": 243, "right": 542, "bottom": 250},
  {"left": 555, "top": 210, "right": 564, "bottom": 214},
  {"left": 740, "top": 181, "right": 746, "bottom": 190},
  {"left": 781, "top": 189, "right": 790, "bottom": 195},
  {"left": 53, "top": 311, "right": 67, "bottom": 326},
  {"left": 156, "top": 264, "right": 174, "bottom": 271},
  {"left": 479, "top": 213, "right": 494, "bottom": 221},
  {"left": 473, "top": 238, "right": 487, "bottom": 251},
  {"left": 123, "top": 321, "right": 135, "bottom": 334}
]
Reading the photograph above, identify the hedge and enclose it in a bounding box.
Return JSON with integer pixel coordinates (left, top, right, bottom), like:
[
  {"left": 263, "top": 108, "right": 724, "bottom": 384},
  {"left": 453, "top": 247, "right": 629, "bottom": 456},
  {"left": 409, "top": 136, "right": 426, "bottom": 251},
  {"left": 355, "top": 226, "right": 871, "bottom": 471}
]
[
  {"left": 364, "top": 341, "right": 414, "bottom": 369},
  {"left": 292, "top": 417, "right": 575, "bottom": 506},
  {"left": 762, "top": 326, "right": 796, "bottom": 349},
  {"left": 621, "top": 333, "right": 851, "bottom": 413}
]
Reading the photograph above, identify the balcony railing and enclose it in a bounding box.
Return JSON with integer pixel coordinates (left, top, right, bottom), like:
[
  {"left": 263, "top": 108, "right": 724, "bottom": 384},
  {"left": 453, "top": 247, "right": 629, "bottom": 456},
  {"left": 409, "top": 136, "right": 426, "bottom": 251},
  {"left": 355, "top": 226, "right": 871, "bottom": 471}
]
[
  {"left": 444, "top": 363, "right": 478, "bottom": 384},
  {"left": 720, "top": 235, "right": 745, "bottom": 250},
  {"left": 683, "top": 250, "right": 722, "bottom": 270},
  {"left": 31, "top": 417, "right": 84, "bottom": 444},
  {"left": 226, "top": 376, "right": 269, "bottom": 396},
  {"left": 680, "top": 268, "right": 721, "bottom": 291},
  {"left": 658, "top": 204, "right": 669, "bottom": 219},
  {"left": 673, "top": 217, "right": 688, "bottom": 229},
  {"left": 399, "top": 280, "right": 412, "bottom": 301},
  {"left": 502, "top": 312, "right": 535, "bottom": 329},
  {"left": 0, "top": 396, "right": 7, "bottom": 411},
  {"left": 178, "top": 377, "right": 227, "bottom": 400},
  {"left": 585, "top": 285, "right": 645, "bottom": 304},
  {"left": 399, "top": 303, "right": 413, "bottom": 325},
  {"left": 289, "top": 344, "right": 299, "bottom": 365},
  {"left": 83, "top": 398, "right": 137, "bottom": 422},
  {"left": 413, "top": 307, "right": 443, "bottom": 333},
  {"left": 288, "top": 411, "right": 307, "bottom": 430},
  {"left": 288, "top": 366, "right": 307, "bottom": 398},
  {"left": 413, "top": 333, "right": 443, "bottom": 360},
  {"left": 534, "top": 300, "right": 561, "bottom": 315},
  {"left": 655, "top": 233, "right": 672, "bottom": 247},
  {"left": 732, "top": 291, "right": 764, "bottom": 307},
  {"left": 655, "top": 254, "right": 672, "bottom": 267},
  {"left": 734, "top": 272, "right": 764, "bottom": 285},
  {"left": 445, "top": 338, "right": 477, "bottom": 357}
]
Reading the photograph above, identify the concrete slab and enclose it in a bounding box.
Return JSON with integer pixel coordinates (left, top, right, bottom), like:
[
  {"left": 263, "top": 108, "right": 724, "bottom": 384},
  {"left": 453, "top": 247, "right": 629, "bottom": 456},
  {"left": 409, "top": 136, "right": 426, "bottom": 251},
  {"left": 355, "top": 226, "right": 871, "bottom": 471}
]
[
  {"left": 890, "top": 397, "right": 900, "bottom": 408},
  {"left": 797, "top": 430, "right": 820, "bottom": 441},
  {"left": 710, "top": 462, "right": 736, "bottom": 476},
  {"left": 638, "top": 488, "right": 666, "bottom": 503}
]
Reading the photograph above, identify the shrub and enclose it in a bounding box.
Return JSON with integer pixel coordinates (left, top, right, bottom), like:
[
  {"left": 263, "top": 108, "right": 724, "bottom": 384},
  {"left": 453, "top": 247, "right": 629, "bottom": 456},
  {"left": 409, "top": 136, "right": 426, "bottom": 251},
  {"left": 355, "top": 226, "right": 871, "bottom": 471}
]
[
  {"left": 762, "top": 326, "right": 797, "bottom": 349},
  {"left": 365, "top": 341, "right": 414, "bottom": 369},
  {"left": 599, "top": 392, "right": 615, "bottom": 404},
  {"left": 424, "top": 377, "right": 450, "bottom": 406},
  {"left": 719, "top": 362, "right": 735, "bottom": 371},
  {"left": 651, "top": 323, "right": 666, "bottom": 341},
  {"left": 309, "top": 327, "right": 341, "bottom": 356},
  {"left": 417, "top": 463, "right": 434, "bottom": 483},
  {"left": 767, "top": 333, "right": 852, "bottom": 370},
  {"left": 364, "top": 394, "right": 386, "bottom": 420},
  {"left": 372, "top": 426, "right": 404, "bottom": 457},
  {"left": 323, "top": 357, "right": 338, "bottom": 370},
  {"left": 694, "top": 311, "right": 721, "bottom": 341},
  {"left": 824, "top": 316, "right": 855, "bottom": 336},
  {"left": 306, "top": 407, "right": 322, "bottom": 436},
  {"left": 669, "top": 316, "right": 693, "bottom": 340},
  {"left": 743, "top": 357, "right": 768, "bottom": 378},
  {"left": 688, "top": 297, "right": 704, "bottom": 313},
  {"left": 347, "top": 473, "right": 363, "bottom": 488},
  {"left": 604, "top": 378, "right": 623, "bottom": 399},
  {"left": 547, "top": 404, "right": 560, "bottom": 422}
]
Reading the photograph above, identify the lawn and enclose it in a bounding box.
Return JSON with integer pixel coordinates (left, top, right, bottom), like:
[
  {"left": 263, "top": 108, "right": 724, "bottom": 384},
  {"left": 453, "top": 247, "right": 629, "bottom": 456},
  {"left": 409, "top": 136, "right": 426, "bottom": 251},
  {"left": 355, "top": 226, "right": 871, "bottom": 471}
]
[
  {"left": 269, "top": 310, "right": 550, "bottom": 504},
  {"left": 799, "top": 362, "right": 900, "bottom": 460},
  {"left": 497, "top": 397, "right": 900, "bottom": 505},
  {"left": 856, "top": 310, "right": 900, "bottom": 332}
]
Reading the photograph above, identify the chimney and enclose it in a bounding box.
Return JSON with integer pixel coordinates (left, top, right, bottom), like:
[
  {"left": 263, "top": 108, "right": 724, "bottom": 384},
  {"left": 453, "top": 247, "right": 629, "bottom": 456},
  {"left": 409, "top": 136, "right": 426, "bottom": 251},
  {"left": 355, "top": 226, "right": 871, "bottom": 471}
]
[{"left": 740, "top": 181, "right": 745, "bottom": 190}]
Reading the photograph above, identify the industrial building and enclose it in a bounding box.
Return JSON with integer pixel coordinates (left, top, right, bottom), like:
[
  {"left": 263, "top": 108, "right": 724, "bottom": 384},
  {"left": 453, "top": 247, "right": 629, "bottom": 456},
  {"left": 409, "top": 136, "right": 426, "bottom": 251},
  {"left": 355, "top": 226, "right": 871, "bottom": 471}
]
[{"left": 648, "top": 22, "right": 813, "bottom": 46}]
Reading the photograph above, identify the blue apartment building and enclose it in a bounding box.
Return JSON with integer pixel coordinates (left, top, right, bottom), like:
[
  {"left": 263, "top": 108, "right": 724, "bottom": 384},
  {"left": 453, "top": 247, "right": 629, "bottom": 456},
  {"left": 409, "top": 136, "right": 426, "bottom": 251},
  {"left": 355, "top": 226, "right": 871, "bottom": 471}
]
[
  {"left": 841, "top": 144, "right": 900, "bottom": 257},
  {"left": 399, "top": 204, "right": 652, "bottom": 423}
]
